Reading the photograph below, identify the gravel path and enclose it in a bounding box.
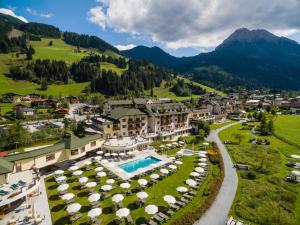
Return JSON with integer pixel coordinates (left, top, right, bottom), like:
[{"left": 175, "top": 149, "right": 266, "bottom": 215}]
[{"left": 194, "top": 121, "right": 241, "bottom": 225}]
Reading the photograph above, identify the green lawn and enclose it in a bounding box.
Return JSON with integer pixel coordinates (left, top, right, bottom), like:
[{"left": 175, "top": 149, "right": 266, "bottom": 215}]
[
  {"left": 45, "top": 142, "right": 217, "bottom": 225},
  {"left": 273, "top": 115, "right": 300, "bottom": 146},
  {"left": 219, "top": 123, "right": 300, "bottom": 225},
  {"left": 210, "top": 120, "right": 234, "bottom": 130}
]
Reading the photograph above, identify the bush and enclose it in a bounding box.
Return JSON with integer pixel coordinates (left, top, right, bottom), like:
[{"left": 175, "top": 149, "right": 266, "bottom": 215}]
[{"left": 242, "top": 170, "right": 256, "bottom": 180}]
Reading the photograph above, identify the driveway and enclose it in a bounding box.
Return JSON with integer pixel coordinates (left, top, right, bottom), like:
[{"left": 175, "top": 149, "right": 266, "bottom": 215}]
[{"left": 195, "top": 121, "right": 241, "bottom": 225}]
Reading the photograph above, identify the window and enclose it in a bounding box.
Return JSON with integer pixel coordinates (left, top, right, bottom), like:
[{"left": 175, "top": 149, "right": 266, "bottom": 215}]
[
  {"left": 122, "top": 119, "right": 126, "bottom": 122},
  {"left": 71, "top": 149, "right": 79, "bottom": 156},
  {"left": 80, "top": 147, "right": 85, "bottom": 153},
  {"left": 107, "top": 125, "right": 110, "bottom": 128},
  {"left": 90, "top": 141, "right": 96, "bottom": 147},
  {"left": 46, "top": 153, "right": 55, "bottom": 162},
  {"left": 122, "top": 125, "right": 126, "bottom": 128}
]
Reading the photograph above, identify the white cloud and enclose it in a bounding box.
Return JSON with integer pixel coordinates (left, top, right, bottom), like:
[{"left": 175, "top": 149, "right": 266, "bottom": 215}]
[
  {"left": 0, "top": 8, "right": 28, "bottom": 23},
  {"left": 27, "top": 7, "right": 54, "bottom": 18},
  {"left": 87, "top": 6, "right": 106, "bottom": 30},
  {"left": 115, "top": 44, "right": 136, "bottom": 50},
  {"left": 40, "top": 13, "right": 54, "bottom": 18},
  {"left": 87, "top": 0, "right": 300, "bottom": 49}
]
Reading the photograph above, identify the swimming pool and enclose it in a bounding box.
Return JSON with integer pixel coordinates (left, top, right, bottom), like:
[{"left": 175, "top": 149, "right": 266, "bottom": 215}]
[{"left": 119, "top": 156, "right": 161, "bottom": 173}]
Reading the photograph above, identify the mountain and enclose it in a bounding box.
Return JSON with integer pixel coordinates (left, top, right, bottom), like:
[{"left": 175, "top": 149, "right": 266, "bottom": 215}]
[
  {"left": 123, "top": 28, "right": 300, "bottom": 90},
  {"left": 122, "top": 46, "right": 179, "bottom": 68},
  {"left": 0, "top": 12, "right": 118, "bottom": 53}
]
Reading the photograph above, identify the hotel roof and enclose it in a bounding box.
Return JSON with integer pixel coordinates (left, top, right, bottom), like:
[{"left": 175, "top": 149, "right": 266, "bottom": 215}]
[
  {"left": 107, "top": 107, "right": 146, "bottom": 120},
  {"left": 4, "top": 134, "right": 102, "bottom": 163}
]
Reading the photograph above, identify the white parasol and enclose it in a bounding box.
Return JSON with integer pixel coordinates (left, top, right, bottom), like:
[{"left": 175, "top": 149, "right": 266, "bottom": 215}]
[
  {"left": 88, "top": 193, "right": 101, "bottom": 203},
  {"left": 79, "top": 177, "right": 88, "bottom": 184},
  {"left": 136, "top": 192, "right": 148, "bottom": 200},
  {"left": 97, "top": 172, "right": 107, "bottom": 177},
  {"left": 61, "top": 193, "right": 75, "bottom": 201},
  {"left": 73, "top": 170, "right": 83, "bottom": 176},
  {"left": 86, "top": 182, "right": 97, "bottom": 188},
  {"left": 138, "top": 179, "right": 148, "bottom": 186},
  {"left": 57, "top": 184, "right": 69, "bottom": 192},
  {"left": 195, "top": 167, "right": 204, "bottom": 173},
  {"left": 176, "top": 186, "right": 188, "bottom": 193},
  {"left": 145, "top": 205, "right": 158, "bottom": 215},
  {"left": 88, "top": 208, "right": 102, "bottom": 218},
  {"left": 150, "top": 174, "right": 160, "bottom": 180},
  {"left": 163, "top": 195, "right": 176, "bottom": 205},
  {"left": 190, "top": 172, "right": 200, "bottom": 177},
  {"left": 160, "top": 169, "right": 169, "bottom": 175},
  {"left": 106, "top": 179, "right": 115, "bottom": 184},
  {"left": 101, "top": 184, "right": 113, "bottom": 191},
  {"left": 54, "top": 170, "right": 64, "bottom": 176},
  {"left": 112, "top": 194, "right": 124, "bottom": 203},
  {"left": 120, "top": 183, "right": 131, "bottom": 189},
  {"left": 69, "top": 166, "right": 79, "bottom": 171},
  {"left": 186, "top": 179, "right": 197, "bottom": 187},
  {"left": 66, "top": 203, "right": 81, "bottom": 215},
  {"left": 95, "top": 167, "right": 104, "bottom": 172},
  {"left": 116, "top": 208, "right": 130, "bottom": 218}
]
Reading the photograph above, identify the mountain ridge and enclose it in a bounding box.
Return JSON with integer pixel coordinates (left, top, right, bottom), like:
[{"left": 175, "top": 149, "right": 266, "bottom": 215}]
[{"left": 122, "top": 28, "right": 300, "bottom": 90}]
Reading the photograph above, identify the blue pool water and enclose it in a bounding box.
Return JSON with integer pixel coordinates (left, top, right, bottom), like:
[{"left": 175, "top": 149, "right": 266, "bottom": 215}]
[{"left": 119, "top": 156, "right": 161, "bottom": 173}]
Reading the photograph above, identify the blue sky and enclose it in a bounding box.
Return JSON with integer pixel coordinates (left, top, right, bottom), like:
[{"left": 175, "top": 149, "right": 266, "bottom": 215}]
[{"left": 1, "top": 0, "right": 300, "bottom": 57}]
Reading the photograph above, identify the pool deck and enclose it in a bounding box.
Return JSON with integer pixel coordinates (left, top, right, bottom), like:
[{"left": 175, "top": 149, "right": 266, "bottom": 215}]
[{"left": 101, "top": 150, "right": 172, "bottom": 179}]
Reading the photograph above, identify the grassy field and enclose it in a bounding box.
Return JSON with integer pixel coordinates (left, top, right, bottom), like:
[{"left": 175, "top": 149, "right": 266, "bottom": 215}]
[
  {"left": 219, "top": 122, "right": 300, "bottom": 225},
  {"left": 146, "top": 77, "right": 223, "bottom": 101},
  {"left": 273, "top": 115, "right": 300, "bottom": 146},
  {"left": 210, "top": 120, "right": 234, "bottom": 130}
]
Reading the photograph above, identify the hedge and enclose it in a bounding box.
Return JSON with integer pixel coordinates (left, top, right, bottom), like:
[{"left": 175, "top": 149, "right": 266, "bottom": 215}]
[{"left": 171, "top": 144, "right": 225, "bottom": 225}]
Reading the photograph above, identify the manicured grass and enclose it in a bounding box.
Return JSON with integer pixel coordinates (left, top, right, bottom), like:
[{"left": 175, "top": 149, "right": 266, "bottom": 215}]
[
  {"left": 45, "top": 136, "right": 217, "bottom": 225},
  {"left": 210, "top": 120, "right": 234, "bottom": 130},
  {"left": 45, "top": 154, "right": 202, "bottom": 225},
  {"left": 273, "top": 115, "right": 300, "bottom": 146},
  {"left": 219, "top": 123, "right": 300, "bottom": 225}
]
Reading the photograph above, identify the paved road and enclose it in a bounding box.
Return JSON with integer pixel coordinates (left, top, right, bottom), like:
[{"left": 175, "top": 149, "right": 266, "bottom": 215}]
[{"left": 195, "top": 121, "right": 242, "bottom": 225}]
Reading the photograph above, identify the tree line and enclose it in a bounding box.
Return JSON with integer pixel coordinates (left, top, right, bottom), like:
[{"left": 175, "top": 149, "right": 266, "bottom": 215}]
[
  {"left": 171, "top": 78, "right": 206, "bottom": 97},
  {"left": 81, "top": 54, "right": 126, "bottom": 68},
  {"left": 92, "top": 59, "right": 172, "bottom": 96},
  {"left": 63, "top": 32, "right": 118, "bottom": 52}
]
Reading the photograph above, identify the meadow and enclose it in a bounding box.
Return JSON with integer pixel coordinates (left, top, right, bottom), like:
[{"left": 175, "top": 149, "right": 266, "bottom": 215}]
[
  {"left": 0, "top": 38, "right": 124, "bottom": 97},
  {"left": 219, "top": 122, "right": 300, "bottom": 225},
  {"left": 273, "top": 115, "right": 300, "bottom": 146}
]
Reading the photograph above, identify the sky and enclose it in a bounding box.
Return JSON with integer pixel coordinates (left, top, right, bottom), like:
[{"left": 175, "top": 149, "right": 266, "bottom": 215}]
[{"left": 1, "top": 0, "right": 300, "bottom": 57}]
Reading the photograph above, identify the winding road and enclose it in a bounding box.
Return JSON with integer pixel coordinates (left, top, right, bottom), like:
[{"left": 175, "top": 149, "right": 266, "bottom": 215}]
[{"left": 195, "top": 121, "right": 242, "bottom": 225}]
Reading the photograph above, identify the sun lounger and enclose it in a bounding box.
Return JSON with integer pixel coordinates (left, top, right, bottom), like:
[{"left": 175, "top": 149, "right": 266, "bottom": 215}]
[
  {"left": 126, "top": 215, "right": 133, "bottom": 224},
  {"left": 10, "top": 184, "right": 18, "bottom": 190},
  {"left": 148, "top": 219, "right": 158, "bottom": 225},
  {"left": 176, "top": 200, "right": 185, "bottom": 206},
  {"left": 170, "top": 204, "right": 180, "bottom": 210},
  {"left": 158, "top": 212, "right": 169, "bottom": 220},
  {"left": 18, "top": 180, "right": 26, "bottom": 186},
  {"left": 227, "top": 216, "right": 234, "bottom": 225},
  {"left": 0, "top": 190, "right": 9, "bottom": 196},
  {"left": 180, "top": 197, "right": 189, "bottom": 203},
  {"left": 70, "top": 213, "right": 82, "bottom": 222},
  {"left": 153, "top": 214, "right": 164, "bottom": 222},
  {"left": 183, "top": 194, "right": 193, "bottom": 200}
]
